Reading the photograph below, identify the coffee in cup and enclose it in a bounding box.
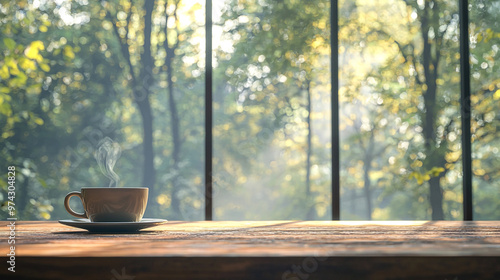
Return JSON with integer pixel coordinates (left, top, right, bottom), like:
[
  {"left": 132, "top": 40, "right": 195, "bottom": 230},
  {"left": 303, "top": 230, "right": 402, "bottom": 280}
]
[{"left": 64, "top": 187, "right": 148, "bottom": 222}]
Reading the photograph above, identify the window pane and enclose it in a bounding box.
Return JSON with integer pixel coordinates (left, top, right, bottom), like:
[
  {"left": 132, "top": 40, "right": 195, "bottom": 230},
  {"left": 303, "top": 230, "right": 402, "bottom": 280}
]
[
  {"left": 470, "top": 1, "right": 500, "bottom": 220},
  {"left": 339, "top": 0, "right": 462, "bottom": 220},
  {"left": 0, "top": 1, "right": 205, "bottom": 220},
  {"left": 213, "top": 0, "right": 332, "bottom": 220}
]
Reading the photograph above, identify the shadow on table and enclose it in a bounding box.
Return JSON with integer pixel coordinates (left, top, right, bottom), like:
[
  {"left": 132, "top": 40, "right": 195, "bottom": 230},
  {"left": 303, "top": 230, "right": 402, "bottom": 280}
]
[{"left": 52, "top": 230, "right": 159, "bottom": 235}]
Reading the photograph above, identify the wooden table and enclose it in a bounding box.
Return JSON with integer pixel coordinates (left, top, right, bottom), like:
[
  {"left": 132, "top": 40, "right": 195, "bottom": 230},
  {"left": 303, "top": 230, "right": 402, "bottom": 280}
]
[{"left": 1, "top": 221, "right": 500, "bottom": 279}]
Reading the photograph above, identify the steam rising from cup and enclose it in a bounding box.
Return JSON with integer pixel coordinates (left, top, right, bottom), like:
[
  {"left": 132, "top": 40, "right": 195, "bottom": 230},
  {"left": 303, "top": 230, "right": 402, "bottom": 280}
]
[{"left": 94, "top": 137, "right": 121, "bottom": 188}]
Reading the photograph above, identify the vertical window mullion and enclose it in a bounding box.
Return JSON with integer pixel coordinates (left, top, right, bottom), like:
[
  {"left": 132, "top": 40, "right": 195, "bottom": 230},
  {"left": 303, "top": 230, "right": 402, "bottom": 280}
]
[
  {"left": 205, "top": 0, "right": 213, "bottom": 221},
  {"left": 459, "top": 0, "right": 473, "bottom": 221},
  {"left": 331, "top": 0, "right": 340, "bottom": 220}
]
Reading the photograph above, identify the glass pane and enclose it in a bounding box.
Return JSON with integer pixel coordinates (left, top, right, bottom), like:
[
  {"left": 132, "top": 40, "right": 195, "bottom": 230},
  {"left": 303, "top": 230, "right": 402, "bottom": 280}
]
[
  {"left": 0, "top": 0, "right": 205, "bottom": 220},
  {"left": 213, "top": 0, "right": 332, "bottom": 220},
  {"left": 339, "top": 0, "right": 462, "bottom": 220},
  {"left": 470, "top": 0, "right": 500, "bottom": 220}
]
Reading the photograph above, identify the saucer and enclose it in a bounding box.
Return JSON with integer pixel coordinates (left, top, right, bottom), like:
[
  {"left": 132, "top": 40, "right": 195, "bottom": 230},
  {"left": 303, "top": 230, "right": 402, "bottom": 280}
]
[{"left": 58, "top": 218, "right": 167, "bottom": 233}]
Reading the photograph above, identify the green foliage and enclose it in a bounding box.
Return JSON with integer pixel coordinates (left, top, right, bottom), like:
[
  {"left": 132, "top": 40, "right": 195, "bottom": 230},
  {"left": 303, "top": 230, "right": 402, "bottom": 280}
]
[
  {"left": 0, "top": 0, "right": 498, "bottom": 221},
  {"left": 409, "top": 167, "right": 445, "bottom": 185}
]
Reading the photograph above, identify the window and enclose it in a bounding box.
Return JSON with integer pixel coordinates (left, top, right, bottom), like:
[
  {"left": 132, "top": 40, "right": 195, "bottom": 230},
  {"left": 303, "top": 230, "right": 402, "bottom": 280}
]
[
  {"left": 0, "top": 0, "right": 498, "bottom": 221},
  {"left": 470, "top": 0, "right": 500, "bottom": 220},
  {"left": 338, "top": 0, "right": 464, "bottom": 220},
  {"left": 212, "top": 0, "right": 332, "bottom": 220}
]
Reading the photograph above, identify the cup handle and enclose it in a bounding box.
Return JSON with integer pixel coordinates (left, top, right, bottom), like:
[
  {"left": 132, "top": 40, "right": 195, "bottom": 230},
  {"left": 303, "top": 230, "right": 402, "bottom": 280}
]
[{"left": 64, "top": 191, "right": 87, "bottom": 219}]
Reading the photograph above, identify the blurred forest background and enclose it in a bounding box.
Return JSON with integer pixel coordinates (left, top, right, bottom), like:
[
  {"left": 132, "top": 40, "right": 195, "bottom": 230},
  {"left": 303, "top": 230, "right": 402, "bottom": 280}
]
[{"left": 0, "top": 0, "right": 498, "bottom": 221}]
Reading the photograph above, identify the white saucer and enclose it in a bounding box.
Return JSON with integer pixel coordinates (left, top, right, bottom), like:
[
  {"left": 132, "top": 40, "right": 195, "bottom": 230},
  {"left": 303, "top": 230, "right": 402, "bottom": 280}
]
[{"left": 59, "top": 218, "right": 167, "bottom": 233}]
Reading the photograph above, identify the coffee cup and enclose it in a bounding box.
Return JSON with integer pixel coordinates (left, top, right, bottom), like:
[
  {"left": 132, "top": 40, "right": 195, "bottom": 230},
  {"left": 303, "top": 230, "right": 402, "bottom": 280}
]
[{"left": 64, "top": 187, "right": 148, "bottom": 222}]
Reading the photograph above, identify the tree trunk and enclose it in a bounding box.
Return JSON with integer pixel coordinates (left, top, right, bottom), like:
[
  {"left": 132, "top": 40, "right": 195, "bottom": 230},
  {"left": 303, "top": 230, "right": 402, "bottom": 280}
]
[
  {"left": 362, "top": 131, "right": 375, "bottom": 220},
  {"left": 164, "top": 3, "right": 182, "bottom": 219},
  {"left": 363, "top": 170, "right": 372, "bottom": 220},
  {"left": 350, "top": 188, "right": 357, "bottom": 216},
  {"left": 429, "top": 176, "right": 444, "bottom": 220},
  {"left": 420, "top": 2, "right": 444, "bottom": 220},
  {"left": 136, "top": 97, "right": 156, "bottom": 192},
  {"left": 363, "top": 154, "right": 372, "bottom": 220},
  {"left": 305, "top": 81, "right": 315, "bottom": 220},
  {"left": 19, "top": 176, "right": 30, "bottom": 219},
  {"left": 166, "top": 52, "right": 182, "bottom": 218},
  {"left": 105, "top": 1, "right": 157, "bottom": 216},
  {"left": 137, "top": 0, "right": 157, "bottom": 216}
]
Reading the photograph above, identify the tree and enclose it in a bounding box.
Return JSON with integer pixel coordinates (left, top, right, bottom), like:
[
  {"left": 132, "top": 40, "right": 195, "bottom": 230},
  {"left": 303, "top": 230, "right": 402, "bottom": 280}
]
[
  {"left": 103, "top": 0, "right": 157, "bottom": 215},
  {"left": 469, "top": 0, "right": 500, "bottom": 219},
  {"left": 1, "top": 0, "right": 497, "bottom": 221},
  {"left": 0, "top": 0, "right": 124, "bottom": 219},
  {"left": 102, "top": 0, "right": 205, "bottom": 219},
  {"left": 215, "top": 0, "right": 331, "bottom": 219}
]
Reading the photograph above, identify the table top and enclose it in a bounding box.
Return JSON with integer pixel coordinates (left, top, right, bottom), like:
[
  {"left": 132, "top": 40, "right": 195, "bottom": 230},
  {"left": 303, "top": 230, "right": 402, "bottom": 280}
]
[{"left": 1, "top": 220, "right": 500, "bottom": 257}]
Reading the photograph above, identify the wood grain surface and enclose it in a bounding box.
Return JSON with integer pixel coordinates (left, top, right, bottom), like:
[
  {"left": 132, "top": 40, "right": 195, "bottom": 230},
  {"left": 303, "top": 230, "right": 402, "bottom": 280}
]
[{"left": 1, "top": 221, "right": 499, "bottom": 279}]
